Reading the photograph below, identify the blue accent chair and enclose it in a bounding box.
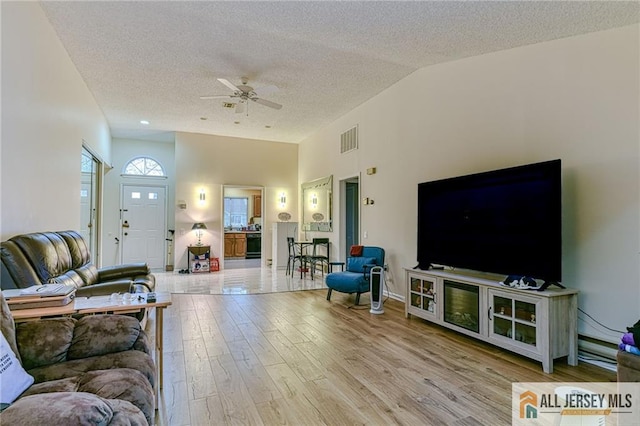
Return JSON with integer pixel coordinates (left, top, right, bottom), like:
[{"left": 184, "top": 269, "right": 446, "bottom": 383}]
[{"left": 325, "top": 246, "right": 385, "bottom": 305}]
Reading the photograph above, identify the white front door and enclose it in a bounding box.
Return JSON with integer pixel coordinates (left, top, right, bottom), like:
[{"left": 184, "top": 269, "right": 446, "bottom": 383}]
[{"left": 121, "top": 185, "right": 166, "bottom": 270}]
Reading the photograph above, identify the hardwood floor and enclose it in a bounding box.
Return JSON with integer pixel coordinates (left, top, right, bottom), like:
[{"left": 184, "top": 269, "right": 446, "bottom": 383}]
[{"left": 153, "top": 290, "right": 615, "bottom": 425}]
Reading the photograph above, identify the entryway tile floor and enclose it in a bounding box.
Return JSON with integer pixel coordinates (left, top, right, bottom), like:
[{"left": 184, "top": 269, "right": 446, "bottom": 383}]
[{"left": 154, "top": 264, "right": 327, "bottom": 295}]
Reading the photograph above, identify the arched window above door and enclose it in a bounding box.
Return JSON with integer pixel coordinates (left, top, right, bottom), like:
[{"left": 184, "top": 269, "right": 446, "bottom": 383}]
[{"left": 122, "top": 156, "right": 166, "bottom": 177}]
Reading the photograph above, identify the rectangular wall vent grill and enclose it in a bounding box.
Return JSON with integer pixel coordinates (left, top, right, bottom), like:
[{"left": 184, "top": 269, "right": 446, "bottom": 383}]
[{"left": 340, "top": 126, "right": 358, "bottom": 153}]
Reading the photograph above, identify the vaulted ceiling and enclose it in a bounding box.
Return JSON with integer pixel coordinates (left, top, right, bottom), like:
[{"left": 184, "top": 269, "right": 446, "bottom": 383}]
[{"left": 40, "top": 1, "right": 639, "bottom": 143}]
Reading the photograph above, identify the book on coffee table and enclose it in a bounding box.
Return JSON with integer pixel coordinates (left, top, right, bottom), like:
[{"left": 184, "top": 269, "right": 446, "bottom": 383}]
[{"left": 3, "top": 285, "right": 76, "bottom": 310}]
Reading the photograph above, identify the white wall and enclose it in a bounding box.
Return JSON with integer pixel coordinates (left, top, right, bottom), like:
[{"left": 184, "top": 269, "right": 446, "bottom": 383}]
[
  {"left": 175, "top": 132, "right": 297, "bottom": 269},
  {"left": 101, "top": 138, "right": 176, "bottom": 267},
  {"left": 300, "top": 25, "right": 640, "bottom": 343},
  {"left": 1, "top": 2, "right": 111, "bottom": 239}
]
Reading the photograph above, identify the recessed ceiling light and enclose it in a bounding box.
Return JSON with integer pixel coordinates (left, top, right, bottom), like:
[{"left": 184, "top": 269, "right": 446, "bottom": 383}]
[
  {"left": 140, "top": 120, "right": 150, "bottom": 125},
  {"left": 200, "top": 117, "right": 208, "bottom": 121},
  {"left": 234, "top": 121, "right": 240, "bottom": 125},
  {"left": 265, "top": 125, "right": 272, "bottom": 129}
]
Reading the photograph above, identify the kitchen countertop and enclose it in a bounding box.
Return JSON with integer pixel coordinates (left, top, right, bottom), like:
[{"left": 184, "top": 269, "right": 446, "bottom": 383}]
[{"left": 224, "top": 231, "right": 261, "bottom": 234}]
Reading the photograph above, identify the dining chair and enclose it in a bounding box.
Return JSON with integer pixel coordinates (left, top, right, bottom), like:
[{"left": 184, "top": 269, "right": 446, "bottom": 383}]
[
  {"left": 286, "top": 237, "right": 306, "bottom": 276},
  {"left": 309, "top": 238, "right": 330, "bottom": 279}
]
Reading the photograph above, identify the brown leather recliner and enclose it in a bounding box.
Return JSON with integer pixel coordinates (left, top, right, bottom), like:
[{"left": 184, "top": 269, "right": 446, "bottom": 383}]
[{"left": 0, "top": 230, "right": 155, "bottom": 296}]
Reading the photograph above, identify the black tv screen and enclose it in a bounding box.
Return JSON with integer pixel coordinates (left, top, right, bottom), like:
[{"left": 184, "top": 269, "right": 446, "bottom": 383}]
[{"left": 417, "top": 159, "right": 562, "bottom": 283}]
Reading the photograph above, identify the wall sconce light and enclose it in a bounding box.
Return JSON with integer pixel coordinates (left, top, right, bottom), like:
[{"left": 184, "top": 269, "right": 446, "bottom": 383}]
[
  {"left": 199, "top": 189, "right": 205, "bottom": 203},
  {"left": 191, "top": 222, "right": 207, "bottom": 246},
  {"left": 279, "top": 193, "right": 286, "bottom": 208},
  {"left": 311, "top": 193, "right": 318, "bottom": 208}
]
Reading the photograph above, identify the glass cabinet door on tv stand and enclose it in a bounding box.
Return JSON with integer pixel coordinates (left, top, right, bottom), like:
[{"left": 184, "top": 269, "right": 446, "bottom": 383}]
[
  {"left": 489, "top": 290, "right": 541, "bottom": 354},
  {"left": 407, "top": 274, "right": 437, "bottom": 319}
]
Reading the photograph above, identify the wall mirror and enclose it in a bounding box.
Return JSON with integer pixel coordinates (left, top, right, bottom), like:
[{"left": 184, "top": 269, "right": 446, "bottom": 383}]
[{"left": 302, "top": 175, "right": 332, "bottom": 232}]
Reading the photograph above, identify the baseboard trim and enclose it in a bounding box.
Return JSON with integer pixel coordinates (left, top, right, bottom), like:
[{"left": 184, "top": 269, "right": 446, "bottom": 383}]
[{"left": 386, "top": 290, "right": 404, "bottom": 302}]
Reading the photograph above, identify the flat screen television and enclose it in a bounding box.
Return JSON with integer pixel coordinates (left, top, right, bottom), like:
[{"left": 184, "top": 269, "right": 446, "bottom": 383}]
[{"left": 417, "top": 159, "right": 562, "bottom": 284}]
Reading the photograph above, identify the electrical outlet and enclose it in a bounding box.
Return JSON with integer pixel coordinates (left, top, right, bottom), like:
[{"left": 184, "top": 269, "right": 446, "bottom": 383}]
[{"left": 364, "top": 231, "right": 368, "bottom": 239}]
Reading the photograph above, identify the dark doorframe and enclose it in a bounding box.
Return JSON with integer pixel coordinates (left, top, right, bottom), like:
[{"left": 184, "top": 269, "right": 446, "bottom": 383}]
[{"left": 340, "top": 176, "right": 359, "bottom": 260}]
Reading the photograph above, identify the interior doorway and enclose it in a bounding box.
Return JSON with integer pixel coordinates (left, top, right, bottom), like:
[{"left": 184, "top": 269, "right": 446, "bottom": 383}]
[
  {"left": 223, "top": 185, "right": 264, "bottom": 269},
  {"left": 340, "top": 176, "right": 360, "bottom": 260}
]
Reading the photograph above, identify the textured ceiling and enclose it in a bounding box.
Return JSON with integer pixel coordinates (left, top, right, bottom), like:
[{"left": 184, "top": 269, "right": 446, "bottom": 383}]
[{"left": 39, "top": 1, "right": 639, "bottom": 144}]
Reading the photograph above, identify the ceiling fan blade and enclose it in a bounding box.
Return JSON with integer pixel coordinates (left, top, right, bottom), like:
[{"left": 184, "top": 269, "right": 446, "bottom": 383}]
[
  {"left": 235, "top": 102, "right": 245, "bottom": 114},
  {"left": 252, "top": 98, "right": 282, "bottom": 110},
  {"left": 252, "top": 85, "right": 279, "bottom": 97},
  {"left": 200, "top": 95, "right": 232, "bottom": 100},
  {"left": 217, "top": 78, "right": 241, "bottom": 93}
]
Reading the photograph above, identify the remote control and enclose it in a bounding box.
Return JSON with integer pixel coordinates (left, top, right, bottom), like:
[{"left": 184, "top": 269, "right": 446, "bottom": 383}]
[{"left": 146, "top": 292, "right": 156, "bottom": 303}]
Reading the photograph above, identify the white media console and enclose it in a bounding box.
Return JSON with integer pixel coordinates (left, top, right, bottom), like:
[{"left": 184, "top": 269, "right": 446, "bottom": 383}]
[{"left": 405, "top": 268, "right": 578, "bottom": 373}]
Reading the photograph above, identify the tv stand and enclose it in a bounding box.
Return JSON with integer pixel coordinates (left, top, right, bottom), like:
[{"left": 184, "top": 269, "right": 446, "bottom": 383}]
[{"left": 405, "top": 268, "right": 578, "bottom": 373}]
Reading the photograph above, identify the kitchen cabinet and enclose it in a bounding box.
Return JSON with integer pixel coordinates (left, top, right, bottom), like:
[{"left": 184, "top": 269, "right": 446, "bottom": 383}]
[
  {"left": 253, "top": 195, "right": 262, "bottom": 217},
  {"left": 224, "top": 233, "right": 246, "bottom": 258},
  {"left": 224, "top": 235, "right": 234, "bottom": 257}
]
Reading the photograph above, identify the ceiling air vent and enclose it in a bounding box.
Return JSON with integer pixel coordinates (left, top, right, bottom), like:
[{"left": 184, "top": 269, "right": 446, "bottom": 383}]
[
  {"left": 340, "top": 125, "right": 358, "bottom": 154},
  {"left": 222, "top": 102, "right": 235, "bottom": 109}
]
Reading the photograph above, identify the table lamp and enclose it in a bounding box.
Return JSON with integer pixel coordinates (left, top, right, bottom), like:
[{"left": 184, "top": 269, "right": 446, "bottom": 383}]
[{"left": 192, "top": 222, "right": 207, "bottom": 246}]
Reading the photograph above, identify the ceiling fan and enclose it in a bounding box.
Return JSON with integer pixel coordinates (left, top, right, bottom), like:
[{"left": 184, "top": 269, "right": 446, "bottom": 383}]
[{"left": 200, "top": 77, "right": 282, "bottom": 114}]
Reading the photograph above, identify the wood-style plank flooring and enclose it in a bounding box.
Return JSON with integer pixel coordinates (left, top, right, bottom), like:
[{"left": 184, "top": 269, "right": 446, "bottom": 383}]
[{"left": 153, "top": 290, "right": 615, "bottom": 426}]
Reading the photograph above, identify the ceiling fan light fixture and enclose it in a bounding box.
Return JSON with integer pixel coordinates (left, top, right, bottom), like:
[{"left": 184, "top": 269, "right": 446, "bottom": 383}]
[{"left": 201, "top": 78, "right": 283, "bottom": 114}]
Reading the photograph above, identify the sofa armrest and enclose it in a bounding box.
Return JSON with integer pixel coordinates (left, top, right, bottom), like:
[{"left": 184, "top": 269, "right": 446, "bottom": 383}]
[
  {"left": 75, "top": 281, "right": 132, "bottom": 297},
  {"left": 617, "top": 350, "right": 640, "bottom": 382},
  {"left": 97, "top": 263, "right": 150, "bottom": 282},
  {"left": 131, "top": 281, "right": 153, "bottom": 293},
  {"left": 362, "top": 264, "right": 375, "bottom": 276}
]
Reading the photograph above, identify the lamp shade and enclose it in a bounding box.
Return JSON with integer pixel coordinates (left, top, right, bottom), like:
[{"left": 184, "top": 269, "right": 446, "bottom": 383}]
[{"left": 192, "top": 222, "right": 207, "bottom": 230}]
